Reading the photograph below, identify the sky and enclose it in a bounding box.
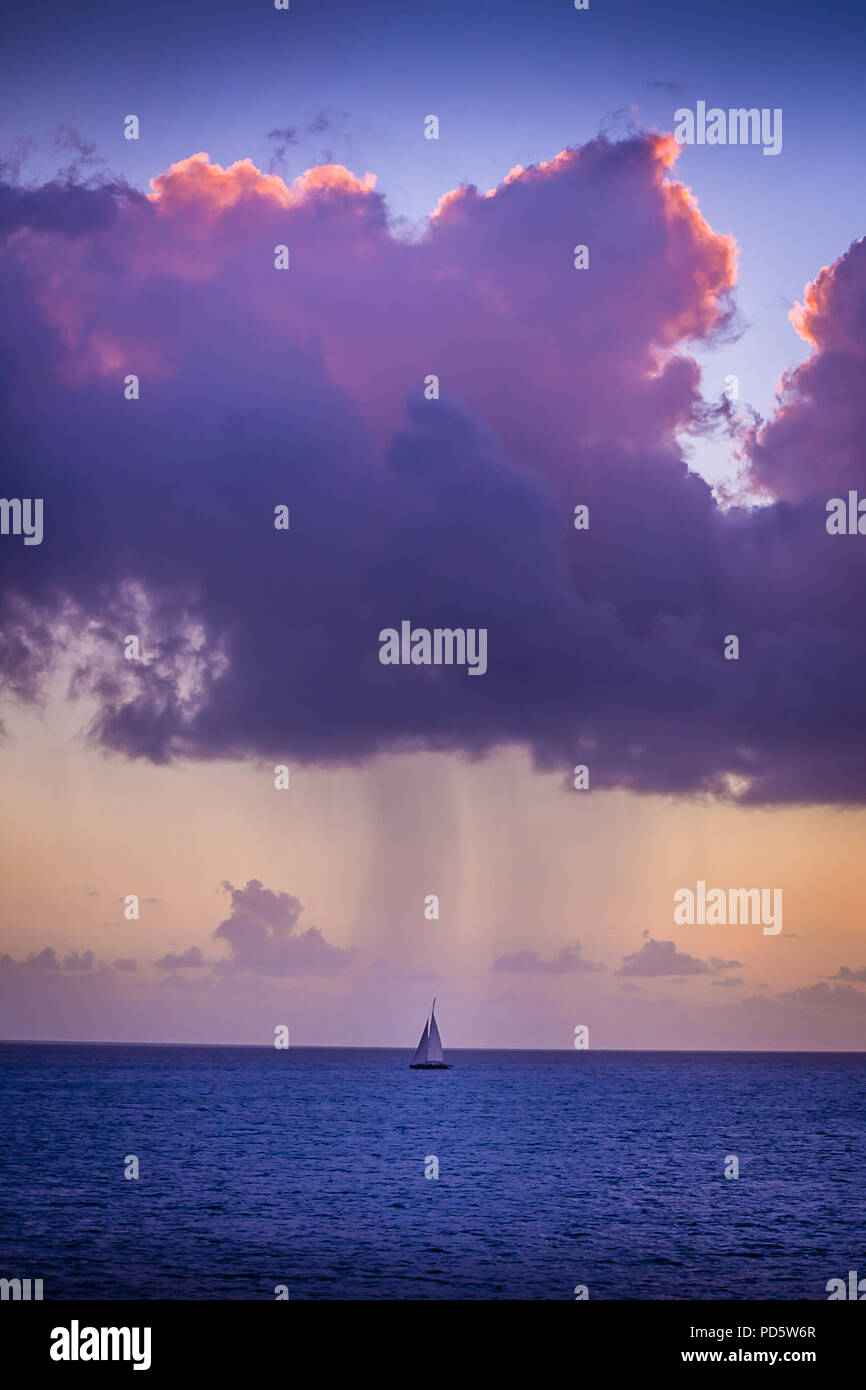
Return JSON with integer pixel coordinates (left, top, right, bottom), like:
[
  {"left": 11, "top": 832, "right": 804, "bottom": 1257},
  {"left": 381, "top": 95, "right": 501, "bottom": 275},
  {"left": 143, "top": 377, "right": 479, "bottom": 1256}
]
[{"left": 1, "top": 0, "right": 865, "bottom": 1048}]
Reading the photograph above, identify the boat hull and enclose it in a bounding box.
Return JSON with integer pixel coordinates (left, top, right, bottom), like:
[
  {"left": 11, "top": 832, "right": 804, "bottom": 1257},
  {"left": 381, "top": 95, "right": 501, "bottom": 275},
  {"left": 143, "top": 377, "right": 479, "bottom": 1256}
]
[{"left": 409, "top": 1063, "right": 453, "bottom": 1069}]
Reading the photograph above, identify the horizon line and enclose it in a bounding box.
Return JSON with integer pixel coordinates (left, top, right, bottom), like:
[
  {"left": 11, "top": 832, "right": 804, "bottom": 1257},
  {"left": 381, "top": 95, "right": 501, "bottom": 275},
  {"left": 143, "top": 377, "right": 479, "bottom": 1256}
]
[{"left": 2, "top": 1039, "right": 865, "bottom": 1056}]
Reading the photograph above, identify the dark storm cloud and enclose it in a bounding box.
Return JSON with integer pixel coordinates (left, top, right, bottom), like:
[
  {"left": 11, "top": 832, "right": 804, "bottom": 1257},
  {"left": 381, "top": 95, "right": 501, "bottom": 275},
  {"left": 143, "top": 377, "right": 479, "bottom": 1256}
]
[
  {"left": 0, "top": 137, "right": 863, "bottom": 804},
  {"left": 0, "top": 176, "right": 142, "bottom": 239}
]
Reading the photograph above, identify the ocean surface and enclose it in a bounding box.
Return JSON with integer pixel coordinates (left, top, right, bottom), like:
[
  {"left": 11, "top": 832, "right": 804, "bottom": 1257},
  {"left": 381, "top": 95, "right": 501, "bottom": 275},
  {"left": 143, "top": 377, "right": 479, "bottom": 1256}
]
[{"left": 1, "top": 1044, "right": 864, "bottom": 1300}]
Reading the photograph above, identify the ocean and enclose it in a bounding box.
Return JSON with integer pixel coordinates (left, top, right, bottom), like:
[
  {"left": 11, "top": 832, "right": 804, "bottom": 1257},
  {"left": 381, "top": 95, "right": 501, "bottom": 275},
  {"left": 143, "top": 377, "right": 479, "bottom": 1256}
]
[{"left": 1, "top": 1043, "right": 863, "bottom": 1300}]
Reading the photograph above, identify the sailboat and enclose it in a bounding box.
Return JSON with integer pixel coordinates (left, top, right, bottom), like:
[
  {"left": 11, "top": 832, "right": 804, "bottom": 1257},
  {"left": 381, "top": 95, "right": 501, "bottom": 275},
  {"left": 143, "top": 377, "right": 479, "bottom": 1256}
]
[{"left": 409, "top": 998, "right": 452, "bottom": 1069}]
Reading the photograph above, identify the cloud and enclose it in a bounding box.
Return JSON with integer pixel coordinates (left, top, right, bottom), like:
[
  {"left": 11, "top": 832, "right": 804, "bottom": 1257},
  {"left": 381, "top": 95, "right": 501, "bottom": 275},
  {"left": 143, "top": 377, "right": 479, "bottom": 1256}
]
[
  {"left": 212, "top": 879, "right": 350, "bottom": 977},
  {"left": 1, "top": 946, "right": 107, "bottom": 976},
  {"left": 154, "top": 946, "right": 207, "bottom": 970},
  {"left": 266, "top": 111, "right": 352, "bottom": 174},
  {"left": 266, "top": 125, "right": 300, "bottom": 154},
  {"left": 709, "top": 956, "right": 744, "bottom": 972},
  {"left": 616, "top": 938, "right": 740, "bottom": 978},
  {"left": 51, "top": 125, "right": 106, "bottom": 184},
  {"left": 0, "top": 136, "right": 863, "bottom": 804},
  {"left": 62, "top": 949, "right": 94, "bottom": 972},
  {"left": 825, "top": 965, "right": 866, "bottom": 983},
  {"left": 491, "top": 941, "right": 605, "bottom": 974},
  {"left": 3, "top": 946, "right": 61, "bottom": 972},
  {"left": 748, "top": 236, "right": 866, "bottom": 505},
  {"left": 780, "top": 981, "right": 866, "bottom": 1012},
  {"left": 711, "top": 975, "right": 743, "bottom": 988},
  {"left": 113, "top": 957, "right": 138, "bottom": 971},
  {"left": 0, "top": 176, "right": 141, "bottom": 241}
]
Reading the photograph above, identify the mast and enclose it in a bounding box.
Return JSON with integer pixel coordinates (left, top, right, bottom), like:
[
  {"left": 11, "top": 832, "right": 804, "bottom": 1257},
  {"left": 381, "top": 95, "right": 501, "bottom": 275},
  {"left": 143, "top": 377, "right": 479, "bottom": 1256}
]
[{"left": 426, "top": 999, "right": 444, "bottom": 1064}]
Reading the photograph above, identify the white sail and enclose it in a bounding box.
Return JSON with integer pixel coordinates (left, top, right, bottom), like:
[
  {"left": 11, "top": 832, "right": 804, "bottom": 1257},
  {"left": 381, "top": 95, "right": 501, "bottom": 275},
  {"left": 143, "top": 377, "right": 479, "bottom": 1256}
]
[
  {"left": 412, "top": 1020, "right": 430, "bottom": 1064},
  {"left": 426, "top": 1005, "right": 444, "bottom": 1064}
]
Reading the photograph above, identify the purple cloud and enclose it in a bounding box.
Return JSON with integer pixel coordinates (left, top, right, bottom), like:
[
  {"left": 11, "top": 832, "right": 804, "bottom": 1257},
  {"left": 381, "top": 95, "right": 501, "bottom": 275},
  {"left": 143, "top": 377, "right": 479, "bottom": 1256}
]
[
  {"left": 154, "top": 947, "right": 207, "bottom": 971},
  {"left": 7, "top": 947, "right": 61, "bottom": 972},
  {"left": 212, "top": 879, "right": 350, "bottom": 977},
  {"left": 825, "top": 965, "right": 866, "bottom": 983},
  {"left": 0, "top": 139, "right": 863, "bottom": 804},
  {"left": 1, "top": 946, "right": 109, "bottom": 977},
  {"left": 779, "top": 982, "right": 866, "bottom": 1012},
  {"left": 492, "top": 941, "right": 605, "bottom": 974},
  {"left": 617, "top": 938, "right": 741, "bottom": 978},
  {"left": 62, "top": 949, "right": 94, "bottom": 972}
]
